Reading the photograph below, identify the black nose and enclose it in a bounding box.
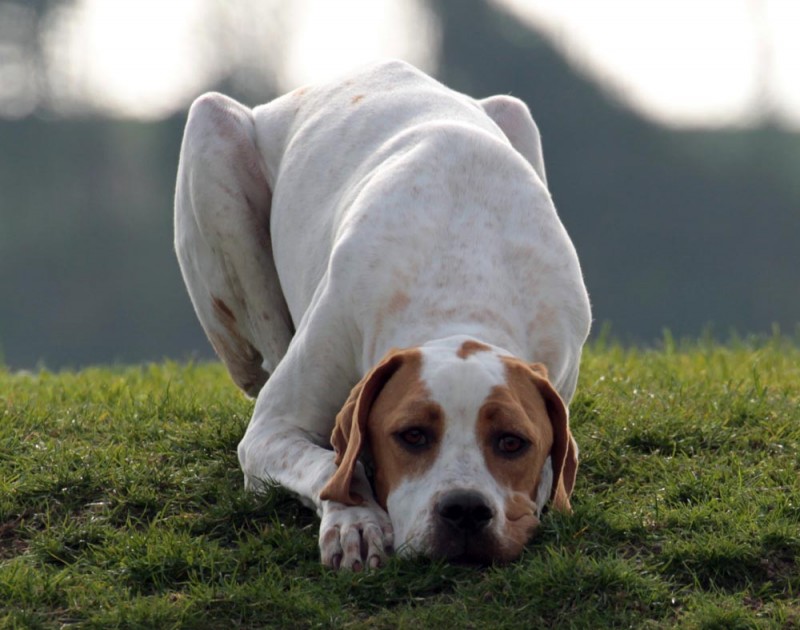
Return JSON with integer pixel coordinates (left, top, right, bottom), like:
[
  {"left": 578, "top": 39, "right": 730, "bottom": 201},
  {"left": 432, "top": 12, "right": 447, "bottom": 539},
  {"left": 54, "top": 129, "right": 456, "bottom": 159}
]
[{"left": 435, "top": 490, "right": 494, "bottom": 533}]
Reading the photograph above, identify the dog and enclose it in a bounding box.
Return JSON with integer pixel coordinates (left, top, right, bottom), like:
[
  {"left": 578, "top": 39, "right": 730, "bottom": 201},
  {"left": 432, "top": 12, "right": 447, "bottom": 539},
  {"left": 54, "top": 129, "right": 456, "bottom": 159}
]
[{"left": 174, "top": 60, "right": 591, "bottom": 570}]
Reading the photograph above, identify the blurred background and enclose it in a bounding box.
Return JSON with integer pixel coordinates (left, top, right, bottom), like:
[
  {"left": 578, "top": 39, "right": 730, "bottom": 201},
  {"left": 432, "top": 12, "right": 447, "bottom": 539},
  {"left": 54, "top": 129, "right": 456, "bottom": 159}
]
[{"left": 1, "top": 0, "right": 798, "bottom": 370}]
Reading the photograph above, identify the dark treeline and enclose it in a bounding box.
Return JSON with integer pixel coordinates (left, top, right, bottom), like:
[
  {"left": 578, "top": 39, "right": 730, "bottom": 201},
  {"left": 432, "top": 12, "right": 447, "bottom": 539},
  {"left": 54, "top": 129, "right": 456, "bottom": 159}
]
[{"left": 1, "top": 0, "right": 798, "bottom": 369}]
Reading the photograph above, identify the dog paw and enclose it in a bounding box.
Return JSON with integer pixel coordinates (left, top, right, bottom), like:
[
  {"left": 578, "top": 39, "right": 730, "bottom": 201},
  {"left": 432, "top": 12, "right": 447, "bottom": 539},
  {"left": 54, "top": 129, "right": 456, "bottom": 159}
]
[{"left": 319, "top": 501, "right": 394, "bottom": 571}]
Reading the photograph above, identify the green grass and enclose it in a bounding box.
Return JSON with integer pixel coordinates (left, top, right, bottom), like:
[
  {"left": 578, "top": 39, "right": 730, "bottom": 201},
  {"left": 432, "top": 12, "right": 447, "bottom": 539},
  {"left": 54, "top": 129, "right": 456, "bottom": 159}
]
[{"left": 2, "top": 338, "right": 799, "bottom": 628}]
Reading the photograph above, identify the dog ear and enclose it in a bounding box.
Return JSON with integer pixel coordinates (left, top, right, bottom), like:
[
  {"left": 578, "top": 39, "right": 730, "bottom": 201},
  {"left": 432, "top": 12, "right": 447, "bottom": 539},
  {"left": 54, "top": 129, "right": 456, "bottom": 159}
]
[
  {"left": 527, "top": 363, "right": 578, "bottom": 513},
  {"left": 319, "top": 350, "right": 406, "bottom": 506}
]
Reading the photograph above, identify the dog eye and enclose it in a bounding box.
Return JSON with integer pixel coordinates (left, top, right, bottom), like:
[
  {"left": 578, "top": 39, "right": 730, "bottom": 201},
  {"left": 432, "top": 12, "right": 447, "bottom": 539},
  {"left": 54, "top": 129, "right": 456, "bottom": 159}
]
[
  {"left": 496, "top": 434, "right": 529, "bottom": 456},
  {"left": 396, "top": 428, "right": 429, "bottom": 449}
]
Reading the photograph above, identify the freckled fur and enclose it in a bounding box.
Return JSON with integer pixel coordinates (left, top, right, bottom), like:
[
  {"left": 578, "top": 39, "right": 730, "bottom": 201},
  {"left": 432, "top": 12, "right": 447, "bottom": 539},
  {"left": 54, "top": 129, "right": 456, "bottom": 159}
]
[{"left": 174, "top": 60, "right": 591, "bottom": 569}]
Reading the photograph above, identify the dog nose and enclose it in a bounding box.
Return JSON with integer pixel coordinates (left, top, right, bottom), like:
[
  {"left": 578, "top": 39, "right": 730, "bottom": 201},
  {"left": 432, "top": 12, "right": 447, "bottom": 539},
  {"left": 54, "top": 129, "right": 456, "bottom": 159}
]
[{"left": 436, "top": 490, "right": 494, "bottom": 533}]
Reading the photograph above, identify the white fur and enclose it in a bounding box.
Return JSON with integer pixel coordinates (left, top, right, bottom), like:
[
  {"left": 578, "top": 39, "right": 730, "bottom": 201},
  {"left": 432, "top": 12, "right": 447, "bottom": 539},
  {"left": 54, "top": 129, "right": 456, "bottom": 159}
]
[{"left": 174, "top": 60, "right": 591, "bottom": 570}]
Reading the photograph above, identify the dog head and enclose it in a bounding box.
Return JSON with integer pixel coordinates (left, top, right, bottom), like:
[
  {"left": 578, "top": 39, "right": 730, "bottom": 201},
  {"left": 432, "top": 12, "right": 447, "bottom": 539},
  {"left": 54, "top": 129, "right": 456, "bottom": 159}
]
[{"left": 320, "top": 338, "right": 578, "bottom": 564}]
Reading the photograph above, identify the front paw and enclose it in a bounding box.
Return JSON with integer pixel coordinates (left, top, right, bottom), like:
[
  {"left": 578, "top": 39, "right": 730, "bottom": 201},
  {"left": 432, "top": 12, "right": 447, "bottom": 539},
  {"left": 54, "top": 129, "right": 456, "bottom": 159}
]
[{"left": 319, "top": 501, "right": 394, "bottom": 571}]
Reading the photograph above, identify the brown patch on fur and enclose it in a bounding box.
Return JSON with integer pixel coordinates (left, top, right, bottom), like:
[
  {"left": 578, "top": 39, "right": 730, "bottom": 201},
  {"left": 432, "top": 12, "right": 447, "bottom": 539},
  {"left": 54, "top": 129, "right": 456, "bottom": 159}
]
[
  {"left": 477, "top": 379, "right": 552, "bottom": 501},
  {"left": 500, "top": 357, "right": 577, "bottom": 512},
  {"left": 351, "top": 94, "right": 365, "bottom": 104},
  {"left": 502, "top": 492, "right": 540, "bottom": 555},
  {"left": 207, "top": 330, "right": 266, "bottom": 397},
  {"left": 367, "top": 355, "right": 442, "bottom": 508},
  {"left": 212, "top": 297, "right": 236, "bottom": 322},
  {"left": 457, "top": 340, "right": 491, "bottom": 359},
  {"left": 526, "top": 306, "right": 560, "bottom": 367},
  {"left": 387, "top": 290, "right": 411, "bottom": 314},
  {"left": 208, "top": 296, "right": 267, "bottom": 396},
  {"left": 320, "top": 348, "right": 435, "bottom": 507},
  {"left": 527, "top": 305, "right": 556, "bottom": 333},
  {"left": 528, "top": 362, "right": 548, "bottom": 378}
]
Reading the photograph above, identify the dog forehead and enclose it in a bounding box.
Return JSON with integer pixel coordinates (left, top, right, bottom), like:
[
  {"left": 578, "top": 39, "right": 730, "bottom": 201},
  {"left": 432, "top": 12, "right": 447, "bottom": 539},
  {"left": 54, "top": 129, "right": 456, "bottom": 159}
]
[{"left": 418, "top": 340, "right": 507, "bottom": 418}]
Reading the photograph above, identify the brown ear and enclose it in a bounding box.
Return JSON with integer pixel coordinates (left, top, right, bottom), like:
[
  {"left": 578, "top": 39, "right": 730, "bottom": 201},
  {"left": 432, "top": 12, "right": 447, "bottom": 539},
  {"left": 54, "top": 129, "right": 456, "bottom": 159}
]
[
  {"left": 319, "top": 350, "right": 406, "bottom": 506},
  {"left": 527, "top": 363, "right": 578, "bottom": 513}
]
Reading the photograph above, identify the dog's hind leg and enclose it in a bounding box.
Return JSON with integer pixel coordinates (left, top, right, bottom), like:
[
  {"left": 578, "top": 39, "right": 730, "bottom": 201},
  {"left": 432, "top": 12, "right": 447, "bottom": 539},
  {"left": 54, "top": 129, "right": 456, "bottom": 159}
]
[{"left": 174, "top": 92, "right": 294, "bottom": 396}]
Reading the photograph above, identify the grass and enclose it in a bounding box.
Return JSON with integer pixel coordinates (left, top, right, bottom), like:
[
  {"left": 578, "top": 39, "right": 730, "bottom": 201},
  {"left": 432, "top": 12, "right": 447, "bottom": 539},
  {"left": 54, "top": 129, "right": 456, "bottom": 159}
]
[{"left": 1, "top": 337, "right": 799, "bottom": 628}]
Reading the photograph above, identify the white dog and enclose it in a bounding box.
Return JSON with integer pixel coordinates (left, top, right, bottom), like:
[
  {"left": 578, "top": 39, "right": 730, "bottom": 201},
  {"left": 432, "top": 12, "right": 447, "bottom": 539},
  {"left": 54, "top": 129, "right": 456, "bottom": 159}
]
[{"left": 175, "top": 60, "right": 591, "bottom": 570}]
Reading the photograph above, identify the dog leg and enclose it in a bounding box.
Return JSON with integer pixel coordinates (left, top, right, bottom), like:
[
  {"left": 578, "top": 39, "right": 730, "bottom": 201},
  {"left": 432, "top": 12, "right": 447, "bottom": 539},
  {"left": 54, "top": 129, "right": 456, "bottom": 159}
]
[
  {"left": 223, "top": 277, "right": 395, "bottom": 571},
  {"left": 238, "top": 341, "right": 394, "bottom": 571},
  {"left": 241, "top": 422, "right": 393, "bottom": 570},
  {"left": 174, "top": 92, "right": 294, "bottom": 396}
]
